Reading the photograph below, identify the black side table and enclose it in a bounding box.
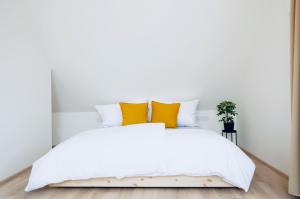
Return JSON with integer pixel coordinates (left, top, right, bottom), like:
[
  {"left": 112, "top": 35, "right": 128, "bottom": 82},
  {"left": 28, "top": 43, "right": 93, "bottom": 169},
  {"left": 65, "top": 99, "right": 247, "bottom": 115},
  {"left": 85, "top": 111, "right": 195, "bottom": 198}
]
[{"left": 222, "top": 130, "right": 237, "bottom": 145}]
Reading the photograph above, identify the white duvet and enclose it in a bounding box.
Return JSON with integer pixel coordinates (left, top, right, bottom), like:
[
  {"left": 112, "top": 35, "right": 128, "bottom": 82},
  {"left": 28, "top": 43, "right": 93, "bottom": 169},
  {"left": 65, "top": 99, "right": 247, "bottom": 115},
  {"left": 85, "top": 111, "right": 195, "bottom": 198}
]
[{"left": 25, "top": 123, "right": 255, "bottom": 192}]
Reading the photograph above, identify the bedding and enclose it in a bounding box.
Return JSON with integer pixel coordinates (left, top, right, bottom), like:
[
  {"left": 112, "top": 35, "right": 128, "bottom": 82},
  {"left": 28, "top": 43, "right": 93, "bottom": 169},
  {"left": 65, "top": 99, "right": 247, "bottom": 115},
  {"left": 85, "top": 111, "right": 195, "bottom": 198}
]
[
  {"left": 177, "top": 99, "right": 199, "bottom": 127},
  {"left": 151, "top": 101, "right": 180, "bottom": 128},
  {"left": 119, "top": 102, "right": 148, "bottom": 125},
  {"left": 148, "top": 99, "right": 199, "bottom": 127},
  {"left": 95, "top": 104, "right": 122, "bottom": 127},
  {"left": 95, "top": 100, "right": 147, "bottom": 127},
  {"left": 25, "top": 123, "right": 255, "bottom": 192}
]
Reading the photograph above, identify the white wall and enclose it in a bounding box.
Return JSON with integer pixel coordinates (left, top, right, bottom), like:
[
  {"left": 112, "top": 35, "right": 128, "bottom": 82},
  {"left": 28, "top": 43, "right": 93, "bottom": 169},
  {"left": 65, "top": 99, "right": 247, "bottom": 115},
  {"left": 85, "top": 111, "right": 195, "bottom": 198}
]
[
  {"left": 0, "top": 0, "right": 52, "bottom": 180},
  {"left": 28, "top": 0, "right": 260, "bottom": 112},
  {"left": 238, "top": 0, "right": 291, "bottom": 174}
]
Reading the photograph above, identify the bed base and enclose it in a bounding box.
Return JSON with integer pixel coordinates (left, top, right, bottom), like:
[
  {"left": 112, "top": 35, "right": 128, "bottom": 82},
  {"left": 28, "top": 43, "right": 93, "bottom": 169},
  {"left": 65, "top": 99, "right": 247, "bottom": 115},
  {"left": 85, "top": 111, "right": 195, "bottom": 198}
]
[{"left": 49, "top": 175, "right": 234, "bottom": 188}]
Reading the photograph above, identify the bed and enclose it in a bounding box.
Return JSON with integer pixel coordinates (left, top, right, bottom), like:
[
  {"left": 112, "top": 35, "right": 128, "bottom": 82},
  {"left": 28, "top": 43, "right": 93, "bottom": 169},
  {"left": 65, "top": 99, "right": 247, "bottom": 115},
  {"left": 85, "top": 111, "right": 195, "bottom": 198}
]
[{"left": 25, "top": 123, "right": 255, "bottom": 192}]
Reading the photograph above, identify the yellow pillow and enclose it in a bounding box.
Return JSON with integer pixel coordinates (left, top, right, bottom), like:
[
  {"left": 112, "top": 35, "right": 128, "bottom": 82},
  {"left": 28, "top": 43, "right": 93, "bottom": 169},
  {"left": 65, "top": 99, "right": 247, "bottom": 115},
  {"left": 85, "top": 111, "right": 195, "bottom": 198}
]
[
  {"left": 120, "top": 102, "right": 148, "bottom": 126},
  {"left": 151, "top": 101, "right": 180, "bottom": 128}
]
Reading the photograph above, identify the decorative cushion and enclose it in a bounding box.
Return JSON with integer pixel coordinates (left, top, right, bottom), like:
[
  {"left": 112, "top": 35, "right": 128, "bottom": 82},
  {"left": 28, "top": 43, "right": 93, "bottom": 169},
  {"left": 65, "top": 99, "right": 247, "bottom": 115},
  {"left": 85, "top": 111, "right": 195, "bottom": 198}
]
[
  {"left": 120, "top": 103, "right": 148, "bottom": 126},
  {"left": 151, "top": 101, "right": 180, "bottom": 128}
]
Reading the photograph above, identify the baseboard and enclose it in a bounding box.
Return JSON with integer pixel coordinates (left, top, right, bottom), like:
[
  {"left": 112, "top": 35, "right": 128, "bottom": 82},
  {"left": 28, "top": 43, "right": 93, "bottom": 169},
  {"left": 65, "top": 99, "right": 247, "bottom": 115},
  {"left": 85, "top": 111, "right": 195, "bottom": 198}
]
[
  {"left": 0, "top": 167, "right": 31, "bottom": 186},
  {"left": 242, "top": 148, "right": 288, "bottom": 179}
]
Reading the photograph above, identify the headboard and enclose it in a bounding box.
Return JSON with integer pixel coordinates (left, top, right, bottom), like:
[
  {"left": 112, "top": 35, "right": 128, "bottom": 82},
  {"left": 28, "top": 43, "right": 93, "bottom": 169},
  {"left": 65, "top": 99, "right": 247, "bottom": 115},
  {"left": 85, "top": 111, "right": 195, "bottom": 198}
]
[{"left": 52, "top": 110, "right": 223, "bottom": 146}]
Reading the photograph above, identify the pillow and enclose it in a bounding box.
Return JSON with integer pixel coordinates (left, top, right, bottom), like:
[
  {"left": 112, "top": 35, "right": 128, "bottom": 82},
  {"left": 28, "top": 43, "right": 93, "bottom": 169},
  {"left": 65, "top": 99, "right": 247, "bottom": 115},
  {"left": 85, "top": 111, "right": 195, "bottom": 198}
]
[
  {"left": 177, "top": 100, "right": 199, "bottom": 127},
  {"left": 95, "top": 100, "right": 147, "bottom": 127},
  {"left": 151, "top": 101, "right": 180, "bottom": 128},
  {"left": 120, "top": 103, "right": 148, "bottom": 126},
  {"left": 95, "top": 104, "right": 122, "bottom": 127},
  {"left": 148, "top": 99, "right": 199, "bottom": 127}
]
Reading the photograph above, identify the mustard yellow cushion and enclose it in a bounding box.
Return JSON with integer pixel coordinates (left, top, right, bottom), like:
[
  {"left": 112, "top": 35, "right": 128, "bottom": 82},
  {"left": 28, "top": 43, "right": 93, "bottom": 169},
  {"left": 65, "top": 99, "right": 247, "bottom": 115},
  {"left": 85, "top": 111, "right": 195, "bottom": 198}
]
[
  {"left": 120, "top": 103, "right": 148, "bottom": 126},
  {"left": 151, "top": 101, "right": 180, "bottom": 128}
]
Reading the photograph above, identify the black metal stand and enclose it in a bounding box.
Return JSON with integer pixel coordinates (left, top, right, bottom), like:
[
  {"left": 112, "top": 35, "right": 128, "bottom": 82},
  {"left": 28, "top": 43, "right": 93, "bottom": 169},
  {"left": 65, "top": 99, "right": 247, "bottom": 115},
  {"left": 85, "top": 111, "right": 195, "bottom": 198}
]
[{"left": 222, "top": 130, "right": 237, "bottom": 145}]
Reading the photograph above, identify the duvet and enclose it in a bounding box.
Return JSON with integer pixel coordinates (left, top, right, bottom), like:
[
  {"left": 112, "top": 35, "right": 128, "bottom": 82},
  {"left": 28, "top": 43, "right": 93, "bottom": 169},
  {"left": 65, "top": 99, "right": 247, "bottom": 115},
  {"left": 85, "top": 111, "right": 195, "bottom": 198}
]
[{"left": 25, "top": 123, "right": 255, "bottom": 192}]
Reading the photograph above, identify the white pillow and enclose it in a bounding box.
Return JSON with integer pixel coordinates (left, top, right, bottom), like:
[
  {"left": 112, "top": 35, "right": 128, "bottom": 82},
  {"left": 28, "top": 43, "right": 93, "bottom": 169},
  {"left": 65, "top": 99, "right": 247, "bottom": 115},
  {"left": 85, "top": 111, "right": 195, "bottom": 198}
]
[
  {"left": 177, "top": 100, "right": 199, "bottom": 127},
  {"left": 95, "top": 100, "right": 147, "bottom": 127},
  {"left": 95, "top": 104, "right": 122, "bottom": 127},
  {"left": 148, "top": 99, "right": 199, "bottom": 127}
]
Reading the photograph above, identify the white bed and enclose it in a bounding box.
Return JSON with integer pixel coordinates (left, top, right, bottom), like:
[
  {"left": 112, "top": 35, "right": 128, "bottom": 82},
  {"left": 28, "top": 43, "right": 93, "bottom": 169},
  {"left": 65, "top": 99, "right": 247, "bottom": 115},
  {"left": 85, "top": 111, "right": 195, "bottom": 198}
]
[{"left": 25, "top": 123, "right": 255, "bottom": 192}]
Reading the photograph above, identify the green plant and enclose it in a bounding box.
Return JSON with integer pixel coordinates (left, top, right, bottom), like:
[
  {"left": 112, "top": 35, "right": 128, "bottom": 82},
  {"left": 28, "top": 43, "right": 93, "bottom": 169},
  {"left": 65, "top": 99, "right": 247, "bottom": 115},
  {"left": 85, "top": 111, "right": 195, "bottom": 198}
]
[{"left": 217, "top": 101, "right": 238, "bottom": 123}]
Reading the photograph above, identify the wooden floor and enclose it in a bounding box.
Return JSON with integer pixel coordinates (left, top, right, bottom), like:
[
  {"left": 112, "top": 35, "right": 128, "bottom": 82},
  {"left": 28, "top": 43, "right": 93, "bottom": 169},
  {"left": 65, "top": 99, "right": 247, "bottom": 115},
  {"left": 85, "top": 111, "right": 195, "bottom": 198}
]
[{"left": 0, "top": 155, "right": 296, "bottom": 199}]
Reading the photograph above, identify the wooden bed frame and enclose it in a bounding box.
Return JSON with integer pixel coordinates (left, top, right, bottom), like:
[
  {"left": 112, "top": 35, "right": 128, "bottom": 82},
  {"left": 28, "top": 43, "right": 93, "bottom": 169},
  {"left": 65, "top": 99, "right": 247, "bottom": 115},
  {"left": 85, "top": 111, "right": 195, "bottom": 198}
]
[{"left": 49, "top": 175, "right": 234, "bottom": 188}]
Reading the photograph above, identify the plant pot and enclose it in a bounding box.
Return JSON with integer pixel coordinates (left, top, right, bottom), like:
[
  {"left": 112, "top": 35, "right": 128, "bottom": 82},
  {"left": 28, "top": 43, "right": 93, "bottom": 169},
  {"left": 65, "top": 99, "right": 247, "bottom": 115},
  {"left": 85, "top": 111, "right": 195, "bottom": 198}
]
[{"left": 224, "top": 122, "right": 234, "bottom": 132}]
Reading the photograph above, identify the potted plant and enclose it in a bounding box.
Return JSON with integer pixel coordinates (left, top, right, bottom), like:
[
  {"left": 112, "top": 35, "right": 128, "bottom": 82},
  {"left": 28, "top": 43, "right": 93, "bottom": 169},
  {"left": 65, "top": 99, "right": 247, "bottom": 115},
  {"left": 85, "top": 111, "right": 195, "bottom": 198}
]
[{"left": 217, "top": 101, "right": 238, "bottom": 131}]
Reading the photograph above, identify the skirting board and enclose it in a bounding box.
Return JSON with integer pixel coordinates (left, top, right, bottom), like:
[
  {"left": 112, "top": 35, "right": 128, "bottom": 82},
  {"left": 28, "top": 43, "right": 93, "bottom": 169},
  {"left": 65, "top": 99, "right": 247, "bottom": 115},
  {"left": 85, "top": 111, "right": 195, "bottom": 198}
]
[
  {"left": 0, "top": 167, "right": 31, "bottom": 186},
  {"left": 49, "top": 175, "right": 234, "bottom": 188},
  {"left": 242, "top": 149, "right": 288, "bottom": 179}
]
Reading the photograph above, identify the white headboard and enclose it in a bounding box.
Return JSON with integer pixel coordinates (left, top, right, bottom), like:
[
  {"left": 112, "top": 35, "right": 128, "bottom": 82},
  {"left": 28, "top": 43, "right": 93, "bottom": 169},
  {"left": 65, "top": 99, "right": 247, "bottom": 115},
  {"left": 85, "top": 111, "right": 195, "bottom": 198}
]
[{"left": 52, "top": 110, "right": 223, "bottom": 146}]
